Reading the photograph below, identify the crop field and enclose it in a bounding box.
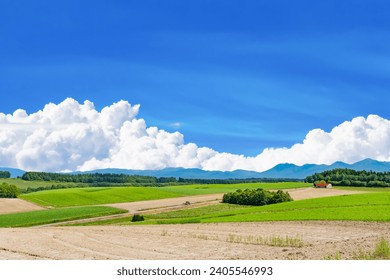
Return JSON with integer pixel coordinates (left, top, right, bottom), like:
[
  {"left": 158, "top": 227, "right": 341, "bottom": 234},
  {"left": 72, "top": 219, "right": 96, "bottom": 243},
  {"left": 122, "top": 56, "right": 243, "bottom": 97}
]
[
  {"left": 138, "top": 192, "right": 390, "bottom": 224},
  {"left": 0, "top": 206, "right": 126, "bottom": 227},
  {"left": 20, "top": 186, "right": 184, "bottom": 207},
  {"left": 0, "top": 178, "right": 86, "bottom": 191},
  {"left": 157, "top": 182, "right": 311, "bottom": 195},
  {"left": 18, "top": 182, "right": 309, "bottom": 208},
  {"left": 75, "top": 191, "right": 390, "bottom": 226}
]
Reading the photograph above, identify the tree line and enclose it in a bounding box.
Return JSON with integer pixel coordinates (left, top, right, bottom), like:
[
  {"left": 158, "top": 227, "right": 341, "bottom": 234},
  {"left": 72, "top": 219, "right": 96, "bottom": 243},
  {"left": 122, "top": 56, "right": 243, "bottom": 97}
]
[
  {"left": 177, "top": 177, "right": 302, "bottom": 184},
  {"left": 0, "top": 183, "right": 19, "bottom": 198},
  {"left": 21, "top": 172, "right": 175, "bottom": 185},
  {"left": 21, "top": 171, "right": 301, "bottom": 185},
  {"left": 0, "top": 171, "right": 11, "bottom": 178},
  {"left": 305, "top": 168, "right": 390, "bottom": 187}
]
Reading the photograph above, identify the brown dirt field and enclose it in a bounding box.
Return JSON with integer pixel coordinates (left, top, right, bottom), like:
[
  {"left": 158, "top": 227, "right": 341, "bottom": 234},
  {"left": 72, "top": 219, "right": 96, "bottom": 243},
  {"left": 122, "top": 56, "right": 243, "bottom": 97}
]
[
  {"left": 0, "top": 198, "right": 45, "bottom": 214},
  {"left": 0, "top": 221, "right": 389, "bottom": 260},
  {"left": 286, "top": 187, "right": 368, "bottom": 200}
]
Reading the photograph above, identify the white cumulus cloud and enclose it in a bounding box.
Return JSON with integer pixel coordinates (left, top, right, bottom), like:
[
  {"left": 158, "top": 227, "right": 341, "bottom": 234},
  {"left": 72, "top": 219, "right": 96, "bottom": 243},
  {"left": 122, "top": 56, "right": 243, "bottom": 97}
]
[{"left": 1, "top": 98, "right": 390, "bottom": 172}]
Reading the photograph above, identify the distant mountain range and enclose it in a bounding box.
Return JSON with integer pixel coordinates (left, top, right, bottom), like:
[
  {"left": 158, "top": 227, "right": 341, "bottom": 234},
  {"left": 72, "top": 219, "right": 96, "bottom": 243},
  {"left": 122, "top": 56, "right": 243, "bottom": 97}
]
[
  {"left": 2, "top": 158, "right": 390, "bottom": 179},
  {"left": 78, "top": 159, "right": 390, "bottom": 179},
  {"left": 0, "top": 167, "right": 26, "bottom": 178}
]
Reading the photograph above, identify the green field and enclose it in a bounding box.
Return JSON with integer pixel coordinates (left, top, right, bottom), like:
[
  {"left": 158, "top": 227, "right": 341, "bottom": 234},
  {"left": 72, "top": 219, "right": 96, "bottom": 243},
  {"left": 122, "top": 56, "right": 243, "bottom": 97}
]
[
  {"left": 0, "top": 206, "right": 127, "bottom": 227},
  {"left": 133, "top": 192, "right": 390, "bottom": 224},
  {"left": 0, "top": 178, "right": 86, "bottom": 191},
  {"left": 20, "top": 186, "right": 185, "bottom": 207},
  {"left": 152, "top": 182, "right": 310, "bottom": 195},
  {"left": 19, "top": 182, "right": 309, "bottom": 207},
  {"left": 76, "top": 192, "right": 390, "bottom": 226},
  {"left": 6, "top": 181, "right": 390, "bottom": 227}
]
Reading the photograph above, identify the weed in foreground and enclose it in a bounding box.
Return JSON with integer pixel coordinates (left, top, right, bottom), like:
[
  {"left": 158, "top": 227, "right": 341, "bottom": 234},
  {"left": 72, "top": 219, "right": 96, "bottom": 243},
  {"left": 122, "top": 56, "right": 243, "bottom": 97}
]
[
  {"left": 323, "top": 251, "right": 342, "bottom": 260},
  {"left": 353, "top": 237, "right": 390, "bottom": 260},
  {"left": 227, "top": 234, "right": 304, "bottom": 247},
  {"left": 324, "top": 237, "right": 390, "bottom": 260}
]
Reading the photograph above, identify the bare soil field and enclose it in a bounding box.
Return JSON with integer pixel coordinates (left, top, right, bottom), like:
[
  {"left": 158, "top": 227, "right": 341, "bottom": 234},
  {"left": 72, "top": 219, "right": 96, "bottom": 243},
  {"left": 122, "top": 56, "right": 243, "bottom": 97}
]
[
  {"left": 0, "top": 198, "right": 44, "bottom": 214},
  {"left": 0, "top": 221, "right": 389, "bottom": 260}
]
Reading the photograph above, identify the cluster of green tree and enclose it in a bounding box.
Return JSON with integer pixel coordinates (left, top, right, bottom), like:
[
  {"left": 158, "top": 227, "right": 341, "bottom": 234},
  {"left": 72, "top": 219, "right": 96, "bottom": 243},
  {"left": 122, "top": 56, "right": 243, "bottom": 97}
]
[
  {"left": 305, "top": 168, "right": 390, "bottom": 187},
  {"left": 21, "top": 172, "right": 176, "bottom": 185},
  {"left": 21, "top": 171, "right": 302, "bottom": 186},
  {"left": 0, "top": 171, "right": 11, "bottom": 178},
  {"left": 222, "top": 188, "right": 293, "bottom": 206},
  {"left": 177, "top": 178, "right": 302, "bottom": 184},
  {"left": 131, "top": 214, "right": 145, "bottom": 222},
  {"left": 0, "top": 182, "right": 19, "bottom": 198},
  {"left": 20, "top": 184, "right": 89, "bottom": 194}
]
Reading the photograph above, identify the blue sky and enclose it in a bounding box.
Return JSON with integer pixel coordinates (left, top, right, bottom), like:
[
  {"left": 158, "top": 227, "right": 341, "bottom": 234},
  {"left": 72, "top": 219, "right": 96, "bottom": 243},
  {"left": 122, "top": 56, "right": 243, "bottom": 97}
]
[{"left": 1, "top": 0, "right": 390, "bottom": 158}]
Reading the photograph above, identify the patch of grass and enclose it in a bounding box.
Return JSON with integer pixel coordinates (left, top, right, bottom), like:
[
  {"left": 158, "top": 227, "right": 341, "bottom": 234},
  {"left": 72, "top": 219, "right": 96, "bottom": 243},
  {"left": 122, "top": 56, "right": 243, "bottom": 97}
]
[
  {"left": 353, "top": 237, "right": 390, "bottom": 260},
  {"left": 72, "top": 215, "right": 132, "bottom": 226},
  {"left": 227, "top": 234, "right": 304, "bottom": 247},
  {"left": 20, "top": 187, "right": 183, "bottom": 207},
  {"left": 0, "top": 206, "right": 127, "bottom": 227},
  {"left": 324, "top": 237, "right": 390, "bottom": 260},
  {"left": 0, "top": 178, "right": 84, "bottom": 191},
  {"left": 156, "top": 218, "right": 202, "bottom": 224},
  {"left": 323, "top": 251, "right": 342, "bottom": 260},
  {"left": 148, "top": 204, "right": 245, "bottom": 220},
  {"left": 161, "top": 231, "right": 304, "bottom": 247}
]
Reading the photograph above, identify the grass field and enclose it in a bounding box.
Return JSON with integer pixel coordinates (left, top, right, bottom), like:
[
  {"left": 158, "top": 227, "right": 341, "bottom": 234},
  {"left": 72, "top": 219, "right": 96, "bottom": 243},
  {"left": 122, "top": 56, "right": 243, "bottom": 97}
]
[
  {"left": 18, "top": 182, "right": 309, "bottom": 207},
  {"left": 156, "top": 182, "right": 311, "bottom": 195},
  {"left": 126, "top": 192, "right": 390, "bottom": 224},
  {"left": 0, "top": 178, "right": 86, "bottom": 191},
  {"left": 20, "top": 186, "right": 185, "bottom": 207},
  {"left": 0, "top": 206, "right": 127, "bottom": 227},
  {"left": 8, "top": 180, "right": 390, "bottom": 227},
  {"left": 76, "top": 191, "right": 390, "bottom": 226}
]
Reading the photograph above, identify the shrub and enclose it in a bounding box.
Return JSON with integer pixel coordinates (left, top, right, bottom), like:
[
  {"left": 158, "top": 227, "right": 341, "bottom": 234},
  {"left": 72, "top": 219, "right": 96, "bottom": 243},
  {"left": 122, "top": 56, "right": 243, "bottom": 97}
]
[
  {"left": 269, "top": 190, "right": 293, "bottom": 204},
  {"left": 131, "top": 214, "right": 145, "bottom": 222},
  {"left": 0, "top": 182, "right": 19, "bottom": 198},
  {"left": 0, "top": 171, "right": 11, "bottom": 178},
  {"left": 222, "top": 188, "right": 292, "bottom": 206}
]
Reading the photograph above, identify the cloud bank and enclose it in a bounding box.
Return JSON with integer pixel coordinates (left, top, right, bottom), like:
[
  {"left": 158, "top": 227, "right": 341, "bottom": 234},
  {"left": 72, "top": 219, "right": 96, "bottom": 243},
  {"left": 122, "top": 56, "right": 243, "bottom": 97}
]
[{"left": 1, "top": 98, "right": 390, "bottom": 172}]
